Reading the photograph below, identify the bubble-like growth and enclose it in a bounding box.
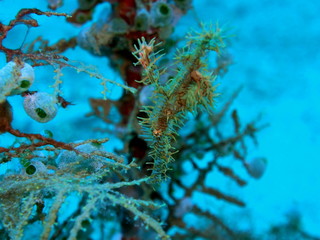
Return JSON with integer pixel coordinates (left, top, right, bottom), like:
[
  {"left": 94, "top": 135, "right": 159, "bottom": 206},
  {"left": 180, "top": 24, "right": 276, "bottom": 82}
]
[
  {"left": 245, "top": 157, "right": 267, "bottom": 179},
  {"left": 135, "top": 8, "right": 150, "bottom": 31},
  {"left": 56, "top": 142, "right": 104, "bottom": 173},
  {"left": 150, "top": 2, "right": 173, "bottom": 28},
  {"left": 0, "top": 61, "right": 35, "bottom": 100},
  {"left": 18, "top": 159, "right": 49, "bottom": 176},
  {"left": 23, "top": 92, "right": 58, "bottom": 123},
  {"left": 77, "top": 26, "right": 97, "bottom": 52},
  {"left": 109, "top": 18, "right": 129, "bottom": 34}
]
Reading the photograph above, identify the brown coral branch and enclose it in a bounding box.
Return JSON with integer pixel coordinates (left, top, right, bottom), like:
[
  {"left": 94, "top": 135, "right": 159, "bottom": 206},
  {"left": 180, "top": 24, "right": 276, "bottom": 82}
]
[
  {"left": 26, "top": 36, "right": 77, "bottom": 55},
  {"left": 0, "top": 127, "right": 74, "bottom": 154},
  {"left": 201, "top": 186, "right": 245, "bottom": 207},
  {"left": 216, "top": 164, "right": 247, "bottom": 186},
  {"left": 0, "top": 8, "right": 70, "bottom": 62},
  {"left": 192, "top": 206, "right": 235, "bottom": 238}
]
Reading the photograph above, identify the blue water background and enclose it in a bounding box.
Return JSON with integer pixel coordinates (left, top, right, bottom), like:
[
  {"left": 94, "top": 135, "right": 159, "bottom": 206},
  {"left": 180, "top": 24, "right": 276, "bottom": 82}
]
[{"left": 0, "top": 0, "right": 319, "bottom": 237}]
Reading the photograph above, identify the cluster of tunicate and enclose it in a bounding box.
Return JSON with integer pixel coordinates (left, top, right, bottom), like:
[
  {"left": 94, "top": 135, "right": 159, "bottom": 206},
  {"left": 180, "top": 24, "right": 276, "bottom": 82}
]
[
  {"left": 108, "top": 18, "right": 129, "bottom": 34},
  {"left": 150, "top": 2, "right": 173, "bottom": 28},
  {"left": 0, "top": 61, "right": 34, "bottom": 102},
  {"left": 0, "top": 61, "right": 60, "bottom": 123},
  {"left": 55, "top": 142, "right": 104, "bottom": 173},
  {"left": 76, "top": 1, "right": 183, "bottom": 55},
  {"left": 77, "top": 26, "right": 98, "bottom": 53},
  {"left": 76, "top": 5, "right": 112, "bottom": 55},
  {"left": 134, "top": 8, "right": 150, "bottom": 31},
  {"left": 22, "top": 159, "right": 49, "bottom": 176}
]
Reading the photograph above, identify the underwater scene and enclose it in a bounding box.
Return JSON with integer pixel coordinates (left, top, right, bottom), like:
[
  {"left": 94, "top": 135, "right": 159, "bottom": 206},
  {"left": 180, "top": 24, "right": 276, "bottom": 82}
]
[{"left": 0, "top": 0, "right": 319, "bottom": 239}]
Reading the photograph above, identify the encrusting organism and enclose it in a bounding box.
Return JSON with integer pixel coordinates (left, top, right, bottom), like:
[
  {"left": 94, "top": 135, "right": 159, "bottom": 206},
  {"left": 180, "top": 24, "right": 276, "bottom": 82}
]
[
  {"left": 23, "top": 92, "right": 58, "bottom": 123},
  {"left": 0, "top": 61, "right": 35, "bottom": 102}
]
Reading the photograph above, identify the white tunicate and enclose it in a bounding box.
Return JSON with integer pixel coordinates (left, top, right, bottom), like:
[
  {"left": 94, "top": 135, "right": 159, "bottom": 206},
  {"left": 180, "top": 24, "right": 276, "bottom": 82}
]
[
  {"left": 23, "top": 92, "right": 58, "bottom": 123},
  {"left": 77, "top": 26, "right": 97, "bottom": 52},
  {"left": 135, "top": 8, "right": 150, "bottom": 31},
  {"left": 21, "top": 159, "right": 49, "bottom": 176},
  {"left": 0, "top": 61, "right": 35, "bottom": 102},
  {"left": 245, "top": 157, "right": 267, "bottom": 179},
  {"left": 108, "top": 18, "right": 129, "bottom": 34},
  {"left": 150, "top": 2, "right": 173, "bottom": 28},
  {"left": 56, "top": 142, "right": 104, "bottom": 173}
]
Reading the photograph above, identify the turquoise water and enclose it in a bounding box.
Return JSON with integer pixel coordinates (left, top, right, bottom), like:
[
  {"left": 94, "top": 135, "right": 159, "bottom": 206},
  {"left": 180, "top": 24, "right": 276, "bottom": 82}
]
[{"left": 1, "top": 0, "right": 319, "bottom": 239}]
